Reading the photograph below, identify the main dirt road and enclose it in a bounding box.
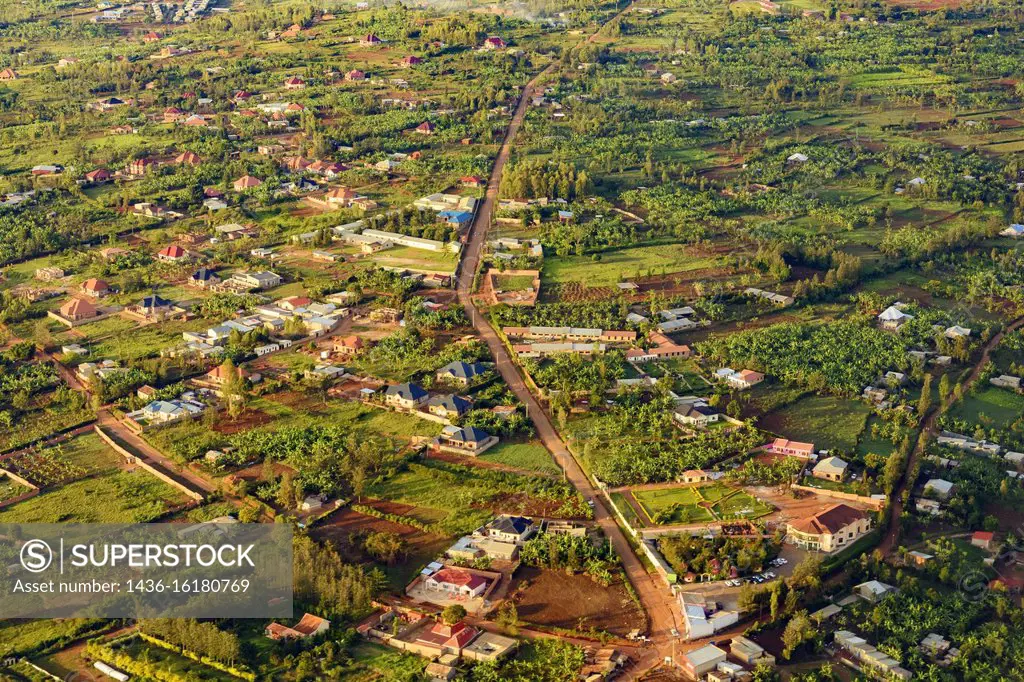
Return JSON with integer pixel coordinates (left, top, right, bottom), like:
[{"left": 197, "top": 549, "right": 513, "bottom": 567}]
[
  {"left": 880, "top": 315, "right": 1024, "bottom": 555},
  {"left": 455, "top": 5, "right": 690, "bottom": 678}
]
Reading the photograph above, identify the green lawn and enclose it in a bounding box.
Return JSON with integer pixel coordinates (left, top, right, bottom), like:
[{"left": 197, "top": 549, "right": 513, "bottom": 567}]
[
  {"left": 541, "top": 243, "right": 718, "bottom": 287},
  {"left": 479, "top": 441, "right": 560, "bottom": 474},
  {"left": 759, "top": 395, "right": 872, "bottom": 453},
  {"left": 948, "top": 386, "right": 1024, "bottom": 426},
  {"left": 0, "top": 469, "right": 189, "bottom": 523}
]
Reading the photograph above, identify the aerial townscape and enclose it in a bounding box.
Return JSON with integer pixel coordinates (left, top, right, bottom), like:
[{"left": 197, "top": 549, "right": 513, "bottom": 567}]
[{"left": 3, "top": 0, "right": 1024, "bottom": 679}]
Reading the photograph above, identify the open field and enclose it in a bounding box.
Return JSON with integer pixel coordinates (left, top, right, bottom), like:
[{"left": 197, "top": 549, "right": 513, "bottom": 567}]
[
  {"left": 948, "top": 386, "right": 1024, "bottom": 426},
  {"left": 510, "top": 566, "right": 646, "bottom": 637},
  {"left": 478, "top": 441, "right": 561, "bottom": 474},
  {"left": 311, "top": 501, "right": 452, "bottom": 590},
  {"left": 758, "top": 395, "right": 872, "bottom": 453}
]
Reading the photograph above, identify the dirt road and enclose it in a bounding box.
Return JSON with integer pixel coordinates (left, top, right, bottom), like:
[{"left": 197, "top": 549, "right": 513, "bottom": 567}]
[
  {"left": 454, "top": 4, "right": 692, "bottom": 676},
  {"left": 880, "top": 315, "right": 1024, "bottom": 555}
]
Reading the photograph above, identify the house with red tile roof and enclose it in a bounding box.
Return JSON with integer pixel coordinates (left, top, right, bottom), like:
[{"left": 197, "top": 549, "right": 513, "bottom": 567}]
[
  {"left": 768, "top": 438, "right": 814, "bottom": 459},
  {"left": 424, "top": 567, "right": 488, "bottom": 598},
  {"left": 156, "top": 245, "right": 189, "bottom": 262},
  {"left": 972, "top": 531, "right": 995, "bottom": 551},
  {"left": 174, "top": 151, "right": 202, "bottom": 166},
  {"left": 80, "top": 278, "right": 112, "bottom": 298},
  {"left": 415, "top": 121, "right": 435, "bottom": 135},
  {"left": 265, "top": 613, "right": 330, "bottom": 640},
  {"left": 84, "top": 168, "right": 112, "bottom": 184},
  {"left": 233, "top": 175, "right": 262, "bottom": 191},
  {"left": 284, "top": 76, "right": 305, "bottom": 90}
]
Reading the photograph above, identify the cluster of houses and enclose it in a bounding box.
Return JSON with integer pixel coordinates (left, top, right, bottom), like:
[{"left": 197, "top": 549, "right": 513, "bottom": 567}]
[
  {"left": 125, "top": 391, "right": 211, "bottom": 431},
  {"left": 679, "top": 636, "right": 775, "bottom": 681},
  {"left": 177, "top": 294, "right": 344, "bottom": 357},
  {"left": 504, "top": 326, "right": 636, "bottom": 358}
]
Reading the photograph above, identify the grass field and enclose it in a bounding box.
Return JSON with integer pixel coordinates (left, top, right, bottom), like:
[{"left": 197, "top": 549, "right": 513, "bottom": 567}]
[
  {"left": 479, "top": 441, "right": 560, "bottom": 473},
  {"left": 948, "top": 386, "right": 1024, "bottom": 426},
  {"left": 759, "top": 395, "right": 872, "bottom": 452},
  {"left": 541, "top": 243, "right": 718, "bottom": 287},
  {"left": 633, "top": 483, "right": 773, "bottom": 524},
  {"left": 0, "top": 619, "right": 108, "bottom": 658},
  {"left": 0, "top": 469, "right": 189, "bottom": 523}
]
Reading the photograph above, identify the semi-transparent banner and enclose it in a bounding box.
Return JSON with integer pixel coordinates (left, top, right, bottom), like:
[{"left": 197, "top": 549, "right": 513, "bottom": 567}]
[{"left": 0, "top": 523, "right": 293, "bottom": 618}]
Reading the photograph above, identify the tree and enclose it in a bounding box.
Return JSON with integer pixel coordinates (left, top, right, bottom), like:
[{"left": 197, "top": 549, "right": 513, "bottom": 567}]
[
  {"left": 441, "top": 604, "right": 467, "bottom": 625},
  {"left": 277, "top": 471, "right": 296, "bottom": 510},
  {"left": 495, "top": 600, "right": 519, "bottom": 634},
  {"left": 362, "top": 531, "right": 406, "bottom": 565},
  {"left": 782, "top": 611, "right": 816, "bottom": 659}
]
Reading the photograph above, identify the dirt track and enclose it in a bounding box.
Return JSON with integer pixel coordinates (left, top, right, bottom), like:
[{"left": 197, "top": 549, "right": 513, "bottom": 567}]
[{"left": 453, "top": 4, "right": 701, "bottom": 677}]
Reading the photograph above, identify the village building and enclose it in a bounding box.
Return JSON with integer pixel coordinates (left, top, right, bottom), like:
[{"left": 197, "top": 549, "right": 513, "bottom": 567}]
[
  {"left": 786, "top": 503, "right": 871, "bottom": 552},
  {"left": 384, "top": 382, "right": 429, "bottom": 409},
  {"left": 265, "top": 613, "right": 330, "bottom": 640},
  {"left": 435, "top": 361, "right": 488, "bottom": 386},
  {"left": 812, "top": 456, "right": 849, "bottom": 482},
  {"left": 879, "top": 305, "right": 914, "bottom": 330},
  {"left": 427, "top": 394, "right": 472, "bottom": 420},
  {"left": 80, "top": 278, "right": 112, "bottom": 298},
  {"left": 768, "top": 438, "right": 815, "bottom": 459},
  {"left": 437, "top": 425, "right": 498, "bottom": 455}
]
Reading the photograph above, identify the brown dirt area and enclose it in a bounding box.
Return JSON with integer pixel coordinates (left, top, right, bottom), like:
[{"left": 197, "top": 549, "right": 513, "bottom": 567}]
[
  {"left": 476, "top": 491, "right": 577, "bottom": 518},
  {"left": 212, "top": 407, "right": 274, "bottom": 434},
  {"left": 509, "top": 566, "right": 646, "bottom": 637},
  {"left": 311, "top": 502, "right": 449, "bottom": 564}
]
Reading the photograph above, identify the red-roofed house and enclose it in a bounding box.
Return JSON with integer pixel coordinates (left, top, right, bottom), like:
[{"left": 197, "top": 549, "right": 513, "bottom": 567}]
[
  {"left": 142, "top": 31, "right": 162, "bottom": 42},
  {"left": 174, "top": 151, "right": 202, "bottom": 166},
  {"left": 80, "top": 278, "right": 112, "bottom": 298},
  {"left": 360, "top": 33, "right": 382, "bottom": 46},
  {"left": 400, "top": 56, "right": 423, "bottom": 68},
  {"left": 0, "top": 68, "right": 19, "bottom": 81},
  {"left": 58, "top": 297, "right": 99, "bottom": 322},
  {"left": 460, "top": 176, "right": 484, "bottom": 188},
  {"left": 972, "top": 531, "right": 995, "bottom": 551},
  {"left": 163, "top": 106, "right": 184, "bottom": 123},
  {"left": 233, "top": 175, "right": 262, "bottom": 191},
  {"left": 769, "top": 438, "right": 814, "bottom": 459},
  {"left": 205, "top": 361, "right": 248, "bottom": 386},
  {"left": 414, "top": 620, "right": 479, "bottom": 653},
  {"left": 415, "top": 121, "right": 435, "bottom": 135},
  {"left": 345, "top": 69, "right": 366, "bottom": 81},
  {"left": 284, "top": 76, "right": 306, "bottom": 90},
  {"left": 126, "top": 157, "right": 158, "bottom": 177},
  {"left": 424, "top": 567, "right": 488, "bottom": 598},
  {"left": 265, "top": 613, "right": 330, "bottom": 640},
  {"left": 332, "top": 335, "right": 365, "bottom": 357},
  {"left": 84, "top": 168, "right": 112, "bottom": 184},
  {"left": 482, "top": 36, "right": 506, "bottom": 50},
  {"left": 156, "top": 245, "right": 189, "bottom": 263}
]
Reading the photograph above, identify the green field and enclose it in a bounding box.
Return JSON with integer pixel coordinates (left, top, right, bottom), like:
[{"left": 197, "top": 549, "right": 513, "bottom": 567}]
[
  {"left": 633, "top": 483, "right": 773, "bottom": 525},
  {"left": 0, "top": 619, "right": 108, "bottom": 658},
  {"left": 0, "top": 469, "right": 189, "bottom": 523},
  {"left": 478, "top": 441, "right": 560, "bottom": 474},
  {"left": 948, "top": 386, "right": 1024, "bottom": 426},
  {"left": 541, "top": 243, "right": 718, "bottom": 287},
  {"left": 759, "top": 395, "right": 872, "bottom": 453}
]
